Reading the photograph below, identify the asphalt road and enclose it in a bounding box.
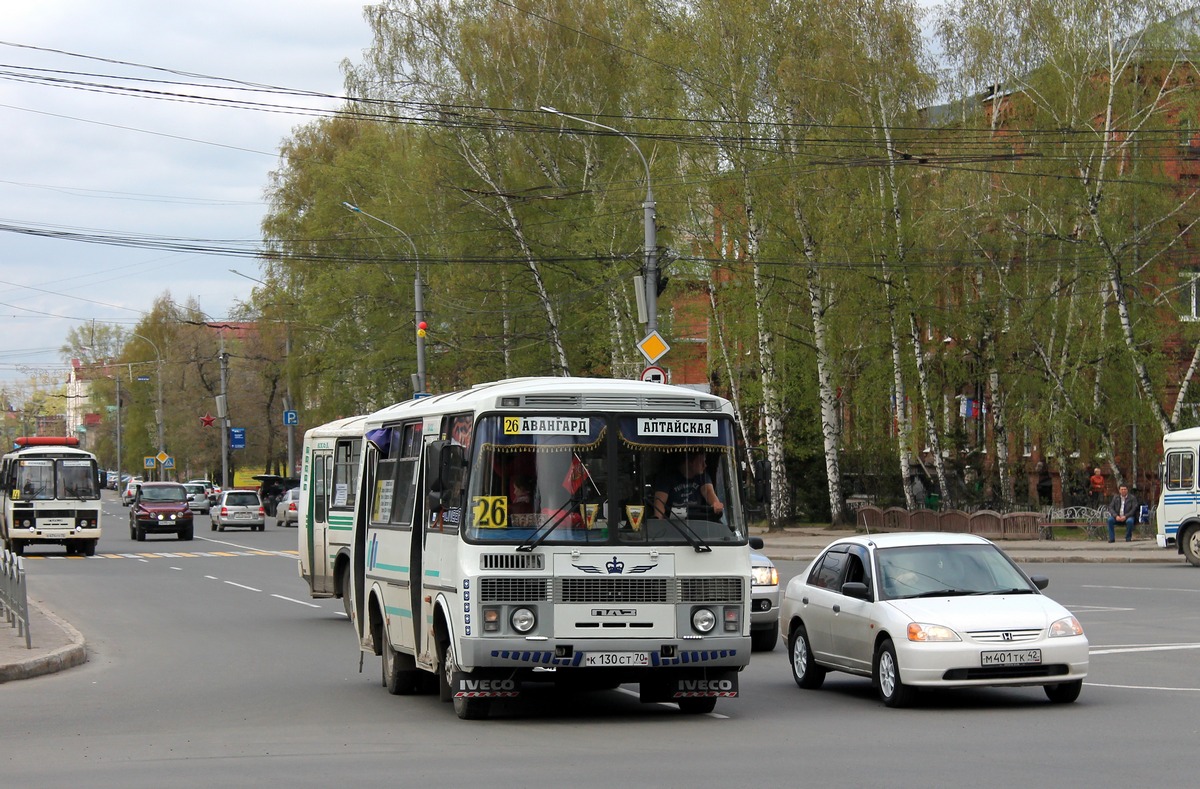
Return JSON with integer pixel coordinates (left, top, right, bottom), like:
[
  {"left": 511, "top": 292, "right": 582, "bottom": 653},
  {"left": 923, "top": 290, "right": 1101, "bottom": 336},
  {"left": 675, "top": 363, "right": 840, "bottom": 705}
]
[{"left": 2, "top": 492, "right": 1197, "bottom": 787}]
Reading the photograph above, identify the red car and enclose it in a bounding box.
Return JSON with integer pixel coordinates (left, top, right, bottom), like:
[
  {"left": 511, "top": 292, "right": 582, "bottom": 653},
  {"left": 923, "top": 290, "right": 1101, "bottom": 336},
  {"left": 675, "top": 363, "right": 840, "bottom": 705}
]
[{"left": 129, "top": 482, "right": 194, "bottom": 541}]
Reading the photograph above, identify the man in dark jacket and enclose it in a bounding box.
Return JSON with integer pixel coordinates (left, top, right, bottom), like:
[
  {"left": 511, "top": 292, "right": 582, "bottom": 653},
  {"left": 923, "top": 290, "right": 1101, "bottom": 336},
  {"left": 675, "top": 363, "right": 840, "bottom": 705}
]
[{"left": 1106, "top": 484, "right": 1139, "bottom": 543}]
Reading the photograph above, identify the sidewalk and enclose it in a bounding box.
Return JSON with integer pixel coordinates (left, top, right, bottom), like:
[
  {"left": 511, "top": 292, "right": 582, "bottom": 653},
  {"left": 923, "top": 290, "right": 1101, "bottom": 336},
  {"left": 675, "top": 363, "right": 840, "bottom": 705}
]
[
  {"left": 0, "top": 530, "right": 1178, "bottom": 684},
  {"left": 0, "top": 596, "right": 87, "bottom": 684}
]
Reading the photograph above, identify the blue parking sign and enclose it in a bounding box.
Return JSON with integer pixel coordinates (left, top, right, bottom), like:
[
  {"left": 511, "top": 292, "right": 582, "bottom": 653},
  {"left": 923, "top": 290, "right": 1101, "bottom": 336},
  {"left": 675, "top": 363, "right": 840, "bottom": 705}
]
[{"left": 283, "top": 409, "right": 298, "bottom": 425}]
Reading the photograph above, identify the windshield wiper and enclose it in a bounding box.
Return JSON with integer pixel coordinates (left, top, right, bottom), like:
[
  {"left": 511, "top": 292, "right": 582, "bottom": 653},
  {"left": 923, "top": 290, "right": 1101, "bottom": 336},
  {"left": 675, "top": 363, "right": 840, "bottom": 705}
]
[
  {"left": 660, "top": 512, "right": 712, "bottom": 553},
  {"left": 981, "top": 587, "right": 1036, "bottom": 595},
  {"left": 516, "top": 497, "right": 582, "bottom": 552},
  {"left": 909, "top": 588, "right": 972, "bottom": 598}
]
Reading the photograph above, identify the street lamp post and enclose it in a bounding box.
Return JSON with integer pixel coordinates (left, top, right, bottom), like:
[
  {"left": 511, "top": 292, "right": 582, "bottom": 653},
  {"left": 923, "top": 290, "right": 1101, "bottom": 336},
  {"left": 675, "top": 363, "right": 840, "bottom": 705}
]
[
  {"left": 540, "top": 106, "right": 658, "bottom": 334},
  {"left": 342, "top": 201, "right": 427, "bottom": 395},
  {"left": 130, "top": 333, "right": 165, "bottom": 480}
]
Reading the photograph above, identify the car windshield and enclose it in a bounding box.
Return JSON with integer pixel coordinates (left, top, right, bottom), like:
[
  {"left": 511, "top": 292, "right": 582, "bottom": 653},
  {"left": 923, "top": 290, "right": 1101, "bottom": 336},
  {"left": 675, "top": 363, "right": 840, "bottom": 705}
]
[
  {"left": 142, "top": 486, "right": 186, "bottom": 503},
  {"left": 876, "top": 543, "right": 1035, "bottom": 600},
  {"left": 461, "top": 413, "right": 744, "bottom": 546},
  {"left": 226, "top": 492, "right": 259, "bottom": 507},
  {"left": 184, "top": 485, "right": 204, "bottom": 496}
]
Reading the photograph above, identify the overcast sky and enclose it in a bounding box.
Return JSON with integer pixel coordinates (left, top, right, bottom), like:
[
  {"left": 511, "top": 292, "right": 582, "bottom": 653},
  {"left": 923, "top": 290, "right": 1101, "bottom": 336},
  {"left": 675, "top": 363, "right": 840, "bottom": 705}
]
[{"left": 0, "top": 1, "right": 371, "bottom": 389}]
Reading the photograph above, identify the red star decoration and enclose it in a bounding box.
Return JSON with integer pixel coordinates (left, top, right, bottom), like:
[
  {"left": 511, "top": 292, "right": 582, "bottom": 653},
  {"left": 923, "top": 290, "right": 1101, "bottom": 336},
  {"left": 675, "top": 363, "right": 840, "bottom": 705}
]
[{"left": 200, "top": 413, "right": 216, "bottom": 427}]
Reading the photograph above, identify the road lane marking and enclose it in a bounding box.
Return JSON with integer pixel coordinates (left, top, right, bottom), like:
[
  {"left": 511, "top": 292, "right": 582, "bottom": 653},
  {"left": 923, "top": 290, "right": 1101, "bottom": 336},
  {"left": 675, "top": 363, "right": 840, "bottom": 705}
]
[
  {"left": 1087, "top": 682, "right": 1200, "bottom": 692},
  {"left": 223, "top": 581, "right": 262, "bottom": 592},
  {"left": 272, "top": 594, "right": 321, "bottom": 608},
  {"left": 1090, "top": 642, "right": 1200, "bottom": 655}
]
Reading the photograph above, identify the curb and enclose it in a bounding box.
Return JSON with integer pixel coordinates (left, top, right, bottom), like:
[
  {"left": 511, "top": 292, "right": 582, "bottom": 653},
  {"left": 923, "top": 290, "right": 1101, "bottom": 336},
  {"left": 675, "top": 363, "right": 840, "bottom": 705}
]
[{"left": 0, "top": 599, "right": 87, "bottom": 684}]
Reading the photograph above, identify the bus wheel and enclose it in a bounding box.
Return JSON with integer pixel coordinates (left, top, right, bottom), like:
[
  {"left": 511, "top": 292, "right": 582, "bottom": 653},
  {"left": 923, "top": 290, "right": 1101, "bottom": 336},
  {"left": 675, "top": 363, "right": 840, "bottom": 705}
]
[
  {"left": 12, "top": 541, "right": 23, "bottom": 556},
  {"left": 383, "top": 644, "right": 418, "bottom": 696},
  {"left": 1183, "top": 526, "right": 1200, "bottom": 567},
  {"left": 677, "top": 696, "right": 717, "bottom": 715},
  {"left": 82, "top": 540, "right": 97, "bottom": 557}
]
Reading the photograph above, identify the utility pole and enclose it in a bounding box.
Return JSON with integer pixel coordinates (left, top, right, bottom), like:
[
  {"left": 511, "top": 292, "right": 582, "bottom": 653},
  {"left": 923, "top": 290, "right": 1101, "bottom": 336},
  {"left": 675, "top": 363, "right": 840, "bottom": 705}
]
[
  {"left": 219, "top": 336, "right": 230, "bottom": 492},
  {"left": 284, "top": 331, "right": 295, "bottom": 476},
  {"left": 115, "top": 375, "right": 122, "bottom": 493}
]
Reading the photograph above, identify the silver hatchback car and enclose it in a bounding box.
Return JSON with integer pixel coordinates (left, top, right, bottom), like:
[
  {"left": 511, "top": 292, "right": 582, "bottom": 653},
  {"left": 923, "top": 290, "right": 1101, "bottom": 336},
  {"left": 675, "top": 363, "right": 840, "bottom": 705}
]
[{"left": 211, "top": 490, "right": 266, "bottom": 532}]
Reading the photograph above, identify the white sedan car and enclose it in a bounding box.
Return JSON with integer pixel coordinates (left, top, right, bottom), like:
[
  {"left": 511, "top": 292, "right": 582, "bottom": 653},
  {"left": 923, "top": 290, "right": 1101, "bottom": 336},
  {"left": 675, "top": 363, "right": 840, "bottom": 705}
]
[{"left": 781, "top": 532, "right": 1088, "bottom": 707}]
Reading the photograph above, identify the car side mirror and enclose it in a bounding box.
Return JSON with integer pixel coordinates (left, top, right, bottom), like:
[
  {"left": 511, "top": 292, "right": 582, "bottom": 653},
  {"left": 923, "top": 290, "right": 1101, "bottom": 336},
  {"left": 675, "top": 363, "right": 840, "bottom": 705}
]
[
  {"left": 841, "top": 581, "right": 871, "bottom": 600},
  {"left": 1030, "top": 576, "right": 1049, "bottom": 590},
  {"left": 749, "top": 536, "right": 764, "bottom": 550}
]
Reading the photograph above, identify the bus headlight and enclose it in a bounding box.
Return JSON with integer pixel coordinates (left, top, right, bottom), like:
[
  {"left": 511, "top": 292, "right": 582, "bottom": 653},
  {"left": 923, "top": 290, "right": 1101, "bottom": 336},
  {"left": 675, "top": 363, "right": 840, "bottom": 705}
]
[
  {"left": 510, "top": 607, "right": 537, "bottom": 633},
  {"left": 691, "top": 607, "right": 717, "bottom": 634}
]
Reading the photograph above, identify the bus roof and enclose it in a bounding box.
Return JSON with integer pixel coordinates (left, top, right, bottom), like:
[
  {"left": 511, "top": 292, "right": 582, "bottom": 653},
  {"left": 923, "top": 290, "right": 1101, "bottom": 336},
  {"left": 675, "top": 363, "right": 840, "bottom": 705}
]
[
  {"left": 303, "top": 414, "right": 371, "bottom": 442},
  {"left": 364, "top": 376, "right": 732, "bottom": 428},
  {"left": 1164, "top": 426, "right": 1200, "bottom": 445}
]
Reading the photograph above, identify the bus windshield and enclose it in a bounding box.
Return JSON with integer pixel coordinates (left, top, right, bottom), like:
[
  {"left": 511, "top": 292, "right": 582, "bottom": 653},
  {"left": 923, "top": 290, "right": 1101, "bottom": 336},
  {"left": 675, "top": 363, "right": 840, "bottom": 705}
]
[
  {"left": 464, "top": 413, "right": 745, "bottom": 545},
  {"left": 17, "top": 458, "right": 99, "bottom": 501}
]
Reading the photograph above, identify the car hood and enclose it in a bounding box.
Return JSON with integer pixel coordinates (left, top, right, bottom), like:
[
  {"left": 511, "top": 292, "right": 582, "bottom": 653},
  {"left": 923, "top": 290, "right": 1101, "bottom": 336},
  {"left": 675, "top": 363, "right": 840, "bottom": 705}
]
[
  {"left": 136, "top": 502, "right": 189, "bottom": 513},
  {"left": 883, "top": 594, "right": 1071, "bottom": 630}
]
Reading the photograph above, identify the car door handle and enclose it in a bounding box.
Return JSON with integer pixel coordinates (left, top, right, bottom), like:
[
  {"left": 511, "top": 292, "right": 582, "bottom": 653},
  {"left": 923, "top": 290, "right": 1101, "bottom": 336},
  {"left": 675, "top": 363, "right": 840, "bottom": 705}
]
[{"left": 832, "top": 604, "right": 841, "bottom": 614}]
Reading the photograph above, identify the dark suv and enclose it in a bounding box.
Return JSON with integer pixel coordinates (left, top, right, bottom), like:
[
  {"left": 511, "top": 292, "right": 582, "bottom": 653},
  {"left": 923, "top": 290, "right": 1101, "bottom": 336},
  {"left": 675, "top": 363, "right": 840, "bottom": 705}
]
[{"left": 129, "top": 482, "right": 194, "bottom": 541}]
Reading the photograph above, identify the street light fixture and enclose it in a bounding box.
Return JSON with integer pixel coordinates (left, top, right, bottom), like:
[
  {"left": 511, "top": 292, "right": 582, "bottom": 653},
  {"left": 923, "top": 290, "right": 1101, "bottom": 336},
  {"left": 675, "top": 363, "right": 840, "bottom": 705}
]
[
  {"left": 342, "top": 201, "right": 427, "bottom": 395},
  {"left": 540, "top": 106, "right": 659, "bottom": 334},
  {"left": 129, "top": 333, "right": 165, "bottom": 480}
]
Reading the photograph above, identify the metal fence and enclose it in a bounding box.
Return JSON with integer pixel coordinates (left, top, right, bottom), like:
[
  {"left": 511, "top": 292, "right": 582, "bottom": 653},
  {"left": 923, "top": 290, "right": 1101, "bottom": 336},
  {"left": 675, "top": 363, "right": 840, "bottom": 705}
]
[{"left": 1, "top": 548, "right": 32, "bottom": 649}]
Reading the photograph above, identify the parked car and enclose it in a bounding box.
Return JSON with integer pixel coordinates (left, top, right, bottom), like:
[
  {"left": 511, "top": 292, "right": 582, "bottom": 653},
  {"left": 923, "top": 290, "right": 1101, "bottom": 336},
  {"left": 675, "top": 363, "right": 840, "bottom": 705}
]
[
  {"left": 186, "top": 478, "right": 220, "bottom": 504},
  {"left": 211, "top": 489, "right": 266, "bottom": 532},
  {"left": 129, "top": 481, "right": 194, "bottom": 541},
  {"left": 781, "top": 532, "right": 1088, "bottom": 707},
  {"left": 121, "top": 476, "right": 144, "bottom": 506},
  {"left": 274, "top": 487, "right": 300, "bottom": 527},
  {"left": 182, "top": 482, "right": 211, "bottom": 514},
  {"left": 750, "top": 548, "right": 780, "bottom": 651}
]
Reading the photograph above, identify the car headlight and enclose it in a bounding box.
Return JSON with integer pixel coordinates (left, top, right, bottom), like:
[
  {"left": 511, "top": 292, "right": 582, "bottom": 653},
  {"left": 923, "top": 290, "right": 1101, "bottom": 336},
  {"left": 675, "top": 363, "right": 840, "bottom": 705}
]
[
  {"left": 907, "top": 622, "right": 961, "bottom": 642},
  {"left": 1048, "top": 616, "right": 1084, "bottom": 638},
  {"left": 691, "top": 607, "right": 717, "bottom": 634},
  {"left": 751, "top": 565, "right": 779, "bottom": 586},
  {"left": 510, "top": 607, "right": 536, "bottom": 633}
]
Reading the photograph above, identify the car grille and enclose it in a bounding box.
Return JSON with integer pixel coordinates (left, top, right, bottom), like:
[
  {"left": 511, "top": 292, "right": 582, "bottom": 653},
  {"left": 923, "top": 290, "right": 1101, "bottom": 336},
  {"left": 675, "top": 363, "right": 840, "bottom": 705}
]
[
  {"left": 967, "top": 628, "right": 1044, "bottom": 644},
  {"left": 942, "top": 665, "right": 1070, "bottom": 681}
]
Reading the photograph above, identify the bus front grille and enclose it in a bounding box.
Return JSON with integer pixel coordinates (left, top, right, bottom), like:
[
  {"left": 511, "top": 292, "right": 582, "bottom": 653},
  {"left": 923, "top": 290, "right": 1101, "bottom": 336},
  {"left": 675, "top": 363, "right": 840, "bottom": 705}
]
[
  {"left": 479, "top": 577, "right": 552, "bottom": 603},
  {"left": 679, "top": 577, "right": 743, "bottom": 603},
  {"left": 558, "top": 577, "right": 671, "bottom": 604}
]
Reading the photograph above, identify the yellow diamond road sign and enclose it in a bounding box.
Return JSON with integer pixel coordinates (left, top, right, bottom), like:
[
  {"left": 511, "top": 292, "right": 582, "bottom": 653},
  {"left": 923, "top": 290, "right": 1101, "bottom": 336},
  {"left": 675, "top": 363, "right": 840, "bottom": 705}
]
[
  {"left": 156, "top": 451, "right": 170, "bottom": 464},
  {"left": 637, "top": 331, "right": 670, "bottom": 364}
]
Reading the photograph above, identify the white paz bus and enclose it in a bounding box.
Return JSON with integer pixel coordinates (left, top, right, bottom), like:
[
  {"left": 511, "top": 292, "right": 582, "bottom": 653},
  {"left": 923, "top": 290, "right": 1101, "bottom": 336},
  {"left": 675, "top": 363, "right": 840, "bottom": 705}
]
[
  {"left": 1, "top": 436, "right": 102, "bottom": 556},
  {"left": 1156, "top": 425, "right": 1200, "bottom": 565},
  {"left": 350, "top": 377, "right": 760, "bottom": 719},
  {"left": 297, "top": 414, "right": 367, "bottom": 615}
]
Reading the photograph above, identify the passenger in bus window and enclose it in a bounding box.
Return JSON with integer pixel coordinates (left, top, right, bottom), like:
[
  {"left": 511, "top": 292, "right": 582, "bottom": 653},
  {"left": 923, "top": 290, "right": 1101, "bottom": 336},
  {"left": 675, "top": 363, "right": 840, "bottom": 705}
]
[{"left": 508, "top": 475, "right": 535, "bottom": 515}]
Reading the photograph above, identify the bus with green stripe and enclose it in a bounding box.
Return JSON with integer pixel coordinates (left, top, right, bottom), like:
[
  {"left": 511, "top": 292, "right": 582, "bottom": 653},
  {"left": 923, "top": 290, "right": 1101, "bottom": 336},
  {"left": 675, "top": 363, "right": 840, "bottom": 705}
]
[
  {"left": 297, "top": 414, "right": 368, "bottom": 616},
  {"left": 350, "top": 377, "right": 759, "bottom": 719}
]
